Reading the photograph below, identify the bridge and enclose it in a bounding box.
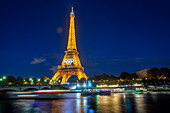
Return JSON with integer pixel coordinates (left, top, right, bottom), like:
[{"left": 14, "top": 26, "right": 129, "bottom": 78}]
[
  {"left": 0, "top": 84, "right": 78, "bottom": 92},
  {"left": 0, "top": 85, "right": 51, "bottom": 92}
]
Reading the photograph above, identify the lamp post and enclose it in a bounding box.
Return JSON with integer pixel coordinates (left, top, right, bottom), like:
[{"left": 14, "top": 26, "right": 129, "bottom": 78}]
[
  {"left": 3, "top": 76, "right": 6, "bottom": 79},
  {"left": 0, "top": 78, "right": 2, "bottom": 85},
  {"left": 29, "top": 78, "right": 34, "bottom": 85},
  {"left": 2, "top": 76, "right": 7, "bottom": 85},
  {"left": 44, "top": 79, "right": 47, "bottom": 85},
  {"left": 37, "top": 78, "right": 40, "bottom": 85}
]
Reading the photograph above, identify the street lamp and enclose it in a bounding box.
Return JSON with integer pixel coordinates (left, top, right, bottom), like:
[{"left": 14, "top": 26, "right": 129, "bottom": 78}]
[
  {"left": 88, "top": 82, "right": 91, "bottom": 87},
  {"left": 83, "top": 83, "right": 86, "bottom": 87},
  {"left": 38, "top": 79, "right": 40, "bottom": 82},
  {"left": 3, "top": 76, "right": 6, "bottom": 79},
  {"left": 29, "top": 78, "right": 34, "bottom": 85},
  {"left": 29, "top": 78, "right": 32, "bottom": 81},
  {"left": 44, "top": 79, "right": 47, "bottom": 82},
  {"left": 77, "top": 83, "right": 80, "bottom": 87},
  {"left": 0, "top": 78, "right": 2, "bottom": 81}
]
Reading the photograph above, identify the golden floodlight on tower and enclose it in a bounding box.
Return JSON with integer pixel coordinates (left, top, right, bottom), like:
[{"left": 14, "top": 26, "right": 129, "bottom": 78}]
[{"left": 50, "top": 7, "right": 88, "bottom": 84}]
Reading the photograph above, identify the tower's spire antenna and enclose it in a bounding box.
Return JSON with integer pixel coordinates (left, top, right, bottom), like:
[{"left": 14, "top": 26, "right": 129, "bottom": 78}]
[
  {"left": 71, "top": 6, "right": 74, "bottom": 14},
  {"left": 72, "top": 7, "right": 74, "bottom": 13}
]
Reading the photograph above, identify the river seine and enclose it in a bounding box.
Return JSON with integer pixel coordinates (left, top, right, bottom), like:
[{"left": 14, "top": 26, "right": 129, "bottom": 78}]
[{"left": 0, "top": 92, "right": 169, "bottom": 113}]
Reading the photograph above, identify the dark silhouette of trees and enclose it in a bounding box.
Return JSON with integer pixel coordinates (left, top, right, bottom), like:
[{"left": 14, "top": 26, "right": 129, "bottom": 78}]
[
  {"left": 15, "top": 77, "right": 23, "bottom": 85},
  {"left": 130, "top": 73, "right": 138, "bottom": 79},
  {"left": 110, "top": 75, "right": 117, "bottom": 80},
  {"left": 6, "top": 76, "right": 16, "bottom": 83},
  {"left": 160, "top": 68, "right": 170, "bottom": 78},
  {"left": 147, "top": 67, "right": 170, "bottom": 79},
  {"left": 147, "top": 68, "right": 161, "bottom": 78},
  {"left": 120, "top": 72, "right": 130, "bottom": 79}
]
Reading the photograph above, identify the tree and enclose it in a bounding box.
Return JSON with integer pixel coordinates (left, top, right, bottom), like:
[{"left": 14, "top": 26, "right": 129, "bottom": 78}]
[
  {"left": 92, "top": 75, "right": 99, "bottom": 81},
  {"left": 160, "top": 68, "right": 170, "bottom": 78},
  {"left": 40, "top": 76, "right": 50, "bottom": 84},
  {"left": 15, "top": 77, "right": 23, "bottom": 85},
  {"left": 6, "top": 76, "right": 16, "bottom": 84},
  {"left": 130, "top": 73, "right": 138, "bottom": 79},
  {"left": 110, "top": 75, "right": 117, "bottom": 80},
  {"left": 120, "top": 72, "right": 130, "bottom": 79},
  {"left": 33, "top": 78, "right": 37, "bottom": 85},
  {"left": 100, "top": 73, "right": 110, "bottom": 80},
  {"left": 147, "top": 68, "right": 161, "bottom": 78}
]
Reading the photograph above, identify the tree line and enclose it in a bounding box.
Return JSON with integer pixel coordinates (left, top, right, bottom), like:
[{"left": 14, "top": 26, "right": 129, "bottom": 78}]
[
  {"left": 1, "top": 67, "right": 170, "bottom": 86},
  {"left": 89, "top": 67, "right": 170, "bottom": 85},
  {"left": 0, "top": 76, "right": 50, "bottom": 86}
]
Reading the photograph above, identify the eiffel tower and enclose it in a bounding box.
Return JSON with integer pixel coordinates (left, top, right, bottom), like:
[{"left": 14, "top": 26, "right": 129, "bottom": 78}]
[{"left": 50, "top": 7, "right": 88, "bottom": 84}]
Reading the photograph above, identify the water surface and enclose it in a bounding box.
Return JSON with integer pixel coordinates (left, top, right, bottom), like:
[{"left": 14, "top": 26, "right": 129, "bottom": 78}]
[{"left": 0, "top": 92, "right": 170, "bottom": 113}]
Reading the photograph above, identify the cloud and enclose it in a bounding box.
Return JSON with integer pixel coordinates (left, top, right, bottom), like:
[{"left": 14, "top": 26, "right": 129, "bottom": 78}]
[
  {"left": 49, "top": 66, "right": 58, "bottom": 73},
  {"left": 84, "top": 55, "right": 124, "bottom": 67},
  {"left": 30, "top": 58, "right": 46, "bottom": 64},
  {"left": 56, "top": 27, "right": 63, "bottom": 34}
]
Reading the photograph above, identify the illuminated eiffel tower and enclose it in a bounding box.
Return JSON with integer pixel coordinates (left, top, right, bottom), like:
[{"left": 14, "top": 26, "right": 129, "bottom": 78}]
[{"left": 50, "top": 7, "right": 88, "bottom": 84}]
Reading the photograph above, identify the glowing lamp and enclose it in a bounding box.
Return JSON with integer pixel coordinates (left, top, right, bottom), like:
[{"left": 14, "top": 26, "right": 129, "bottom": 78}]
[
  {"left": 83, "top": 83, "right": 86, "bottom": 87},
  {"left": 29, "top": 78, "right": 32, "bottom": 81},
  {"left": 88, "top": 83, "right": 91, "bottom": 87}
]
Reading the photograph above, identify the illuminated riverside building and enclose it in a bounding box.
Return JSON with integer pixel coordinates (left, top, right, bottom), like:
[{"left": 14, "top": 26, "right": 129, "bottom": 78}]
[{"left": 50, "top": 7, "right": 88, "bottom": 84}]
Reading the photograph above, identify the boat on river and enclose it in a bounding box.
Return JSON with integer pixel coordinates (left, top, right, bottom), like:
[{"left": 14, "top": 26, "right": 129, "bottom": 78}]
[
  {"left": 5, "top": 90, "right": 72, "bottom": 99},
  {"left": 111, "top": 87, "right": 147, "bottom": 93}
]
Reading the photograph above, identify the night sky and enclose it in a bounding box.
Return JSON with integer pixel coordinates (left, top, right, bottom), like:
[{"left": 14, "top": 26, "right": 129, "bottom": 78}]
[{"left": 0, "top": 0, "right": 170, "bottom": 78}]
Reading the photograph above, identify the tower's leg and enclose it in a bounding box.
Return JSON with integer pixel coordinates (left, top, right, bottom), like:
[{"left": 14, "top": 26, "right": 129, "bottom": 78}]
[
  {"left": 77, "top": 71, "right": 88, "bottom": 81},
  {"left": 82, "top": 72, "right": 88, "bottom": 80},
  {"left": 61, "top": 74, "right": 67, "bottom": 84},
  {"left": 50, "top": 70, "right": 62, "bottom": 84}
]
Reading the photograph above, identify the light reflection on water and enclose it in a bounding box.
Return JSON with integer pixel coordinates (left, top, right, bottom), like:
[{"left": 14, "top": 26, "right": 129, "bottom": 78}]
[{"left": 0, "top": 92, "right": 170, "bottom": 113}]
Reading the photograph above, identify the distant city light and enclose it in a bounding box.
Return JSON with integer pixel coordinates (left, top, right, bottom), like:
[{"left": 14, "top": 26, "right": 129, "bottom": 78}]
[
  {"left": 77, "top": 83, "right": 80, "bottom": 87},
  {"left": 67, "top": 82, "right": 70, "bottom": 85},
  {"left": 88, "top": 82, "right": 91, "bottom": 87},
  {"left": 0, "top": 78, "right": 2, "bottom": 81},
  {"left": 38, "top": 79, "right": 40, "bottom": 82},
  {"left": 3, "top": 76, "right": 6, "bottom": 79},
  {"left": 83, "top": 83, "right": 86, "bottom": 87},
  {"left": 29, "top": 78, "right": 32, "bottom": 81}
]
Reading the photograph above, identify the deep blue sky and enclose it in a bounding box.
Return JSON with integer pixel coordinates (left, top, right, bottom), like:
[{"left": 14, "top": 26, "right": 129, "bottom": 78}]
[{"left": 0, "top": 0, "right": 170, "bottom": 78}]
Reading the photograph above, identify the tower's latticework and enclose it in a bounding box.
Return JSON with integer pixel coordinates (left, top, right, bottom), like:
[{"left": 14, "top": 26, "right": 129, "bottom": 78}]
[{"left": 50, "top": 7, "right": 88, "bottom": 84}]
